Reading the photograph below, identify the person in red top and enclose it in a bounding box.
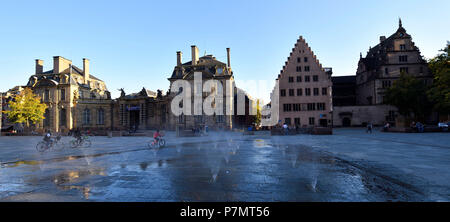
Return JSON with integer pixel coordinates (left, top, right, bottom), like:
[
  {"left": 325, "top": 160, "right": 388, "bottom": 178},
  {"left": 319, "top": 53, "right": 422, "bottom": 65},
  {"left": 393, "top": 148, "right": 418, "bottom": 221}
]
[{"left": 153, "top": 129, "right": 162, "bottom": 144}]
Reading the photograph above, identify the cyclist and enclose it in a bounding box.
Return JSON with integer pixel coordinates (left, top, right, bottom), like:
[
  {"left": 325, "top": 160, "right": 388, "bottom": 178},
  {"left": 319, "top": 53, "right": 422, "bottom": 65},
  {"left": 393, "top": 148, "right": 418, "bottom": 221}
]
[
  {"left": 43, "top": 130, "right": 52, "bottom": 145},
  {"left": 73, "top": 128, "right": 82, "bottom": 144},
  {"left": 153, "top": 129, "right": 162, "bottom": 145}
]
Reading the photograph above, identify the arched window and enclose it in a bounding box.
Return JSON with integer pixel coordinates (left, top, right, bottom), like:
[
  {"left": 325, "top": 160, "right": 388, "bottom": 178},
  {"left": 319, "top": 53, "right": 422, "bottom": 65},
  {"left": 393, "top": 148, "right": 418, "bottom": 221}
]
[
  {"left": 97, "top": 108, "right": 105, "bottom": 125},
  {"left": 83, "top": 108, "right": 91, "bottom": 125}
]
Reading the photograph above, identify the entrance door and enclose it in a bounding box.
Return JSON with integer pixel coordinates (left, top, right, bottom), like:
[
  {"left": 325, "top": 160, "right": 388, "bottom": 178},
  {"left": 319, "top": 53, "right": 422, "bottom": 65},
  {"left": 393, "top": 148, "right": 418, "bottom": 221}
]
[
  {"left": 342, "top": 117, "right": 351, "bottom": 127},
  {"left": 129, "top": 110, "right": 140, "bottom": 130},
  {"left": 319, "top": 119, "right": 328, "bottom": 127}
]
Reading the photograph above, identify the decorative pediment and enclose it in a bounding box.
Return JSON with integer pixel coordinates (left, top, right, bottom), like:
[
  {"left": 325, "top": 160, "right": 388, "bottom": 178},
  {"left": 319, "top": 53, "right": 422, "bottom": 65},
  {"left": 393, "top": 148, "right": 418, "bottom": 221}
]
[{"left": 34, "top": 79, "right": 59, "bottom": 87}]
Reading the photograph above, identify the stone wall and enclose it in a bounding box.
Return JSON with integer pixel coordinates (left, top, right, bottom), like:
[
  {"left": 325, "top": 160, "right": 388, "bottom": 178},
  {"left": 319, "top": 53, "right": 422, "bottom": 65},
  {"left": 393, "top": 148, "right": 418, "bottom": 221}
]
[{"left": 333, "top": 105, "right": 397, "bottom": 127}]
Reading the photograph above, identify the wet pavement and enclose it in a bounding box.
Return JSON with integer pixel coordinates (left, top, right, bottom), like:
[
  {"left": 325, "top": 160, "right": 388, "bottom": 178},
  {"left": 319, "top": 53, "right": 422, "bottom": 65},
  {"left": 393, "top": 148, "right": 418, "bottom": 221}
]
[{"left": 0, "top": 129, "right": 449, "bottom": 201}]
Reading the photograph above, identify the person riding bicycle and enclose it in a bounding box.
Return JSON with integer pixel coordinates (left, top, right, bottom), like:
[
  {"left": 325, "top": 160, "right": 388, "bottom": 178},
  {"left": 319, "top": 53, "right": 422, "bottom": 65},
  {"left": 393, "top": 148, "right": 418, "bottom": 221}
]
[
  {"left": 153, "top": 129, "right": 162, "bottom": 144},
  {"left": 43, "top": 130, "right": 52, "bottom": 145},
  {"left": 73, "top": 128, "right": 82, "bottom": 144}
]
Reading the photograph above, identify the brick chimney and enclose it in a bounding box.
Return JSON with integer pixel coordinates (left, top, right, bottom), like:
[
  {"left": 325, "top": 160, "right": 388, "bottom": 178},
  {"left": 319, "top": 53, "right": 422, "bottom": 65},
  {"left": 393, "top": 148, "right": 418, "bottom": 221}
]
[
  {"left": 191, "top": 45, "right": 199, "bottom": 65},
  {"left": 35, "top": 59, "right": 44, "bottom": 74},
  {"left": 83, "top": 58, "right": 90, "bottom": 84},
  {"left": 177, "top": 51, "right": 182, "bottom": 66}
]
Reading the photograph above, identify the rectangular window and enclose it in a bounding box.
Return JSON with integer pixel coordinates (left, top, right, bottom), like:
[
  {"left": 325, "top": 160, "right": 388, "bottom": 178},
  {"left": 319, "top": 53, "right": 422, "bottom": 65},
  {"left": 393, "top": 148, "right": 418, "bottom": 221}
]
[
  {"left": 296, "top": 66, "right": 302, "bottom": 72},
  {"left": 216, "top": 115, "right": 224, "bottom": 123},
  {"left": 195, "top": 115, "right": 203, "bottom": 123},
  {"left": 294, "top": 118, "right": 300, "bottom": 125},
  {"left": 289, "top": 89, "right": 294, "bottom": 96},
  {"left": 283, "top": 104, "right": 292, "bottom": 112},
  {"left": 297, "top": 88, "right": 302, "bottom": 96},
  {"left": 305, "top": 88, "right": 311, "bottom": 96},
  {"left": 296, "top": 76, "right": 302, "bottom": 82},
  {"left": 385, "top": 68, "right": 389, "bottom": 75},
  {"left": 304, "top": 66, "right": 310, "bottom": 72},
  {"left": 307, "top": 103, "right": 316, "bottom": 111},
  {"left": 44, "top": 90, "right": 50, "bottom": 102},
  {"left": 400, "top": 67, "right": 409, "bottom": 74},
  {"left": 83, "top": 109, "right": 91, "bottom": 125},
  {"left": 313, "top": 88, "right": 319, "bottom": 96},
  {"left": 399, "top": 55, "right": 408, "bottom": 62},
  {"left": 301, "top": 103, "right": 307, "bottom": 111},
  {"left": 280, "top": 89, "right": 286, "bottom": 97},
  {"left": 97, "top": 109, "right": 105, "bottom": 125},
  {"left": 288, "top": 77, "right": 294, "bottom": 82},
  {"left": 317, "top": 103, "right": 326, "bottom": 110},
  {"left": 304, "top": 57, "right": 308, "bottom": 62},
  {"left": 293, "top": 103, "right": 301, "bottom": 111},
  {"left": 179, "top": 114, "right": 184, "bottom": 123},
  {"left": 322, "top": 87, "right": 327, "bottom": 95},
  {"left": 305, "top": 76, "right": 310, "bottom": 82},
  {"left": 400, "top": 44, "right": 406, "bottom": 51},
  {"left": 419, "top": 67, "right": 423, "bottom": 73},
  {"left": 297, "top": 57, "right": 301, "bottom": 63},
  {"left": 313, "top": 75, "right": 319, "bottom": 82},
  {"left": 60, "top": 89, "right": 65, "bottom": 101},
  {"left": 59, "top": 109, "right": 66, "bottom": 126},
  {"left": 284, "top": 118, "right": 291, "bottom": 125},
  {"left": 382, "top": 80, "right": 392, "bottom": 89},
  {"left": 309, "top": 117, "right": 315, "bottom": 125}
]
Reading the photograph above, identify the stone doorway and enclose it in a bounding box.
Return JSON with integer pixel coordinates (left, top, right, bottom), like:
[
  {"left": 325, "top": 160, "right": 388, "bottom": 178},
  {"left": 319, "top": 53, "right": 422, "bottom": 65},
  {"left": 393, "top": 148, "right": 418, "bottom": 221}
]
[{"left": 342, "top": 117, "right": 351, "bottom": 127}]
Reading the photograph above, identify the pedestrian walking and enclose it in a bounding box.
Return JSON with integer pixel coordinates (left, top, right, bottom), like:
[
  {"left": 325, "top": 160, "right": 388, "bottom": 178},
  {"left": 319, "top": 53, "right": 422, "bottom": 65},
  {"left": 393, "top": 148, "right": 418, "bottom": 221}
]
[
  {"left": 283, "top": 123, "right": 289, "bottom": 135},
  {"left": 366, "top": 122, "right": 373, "bottom": 134}
]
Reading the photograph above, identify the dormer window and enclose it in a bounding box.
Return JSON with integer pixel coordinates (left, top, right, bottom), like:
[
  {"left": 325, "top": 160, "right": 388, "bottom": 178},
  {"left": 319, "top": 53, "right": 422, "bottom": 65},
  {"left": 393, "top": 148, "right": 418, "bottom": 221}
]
[{"left": 217, "top": 68, "right": 223, "bottom": 74}]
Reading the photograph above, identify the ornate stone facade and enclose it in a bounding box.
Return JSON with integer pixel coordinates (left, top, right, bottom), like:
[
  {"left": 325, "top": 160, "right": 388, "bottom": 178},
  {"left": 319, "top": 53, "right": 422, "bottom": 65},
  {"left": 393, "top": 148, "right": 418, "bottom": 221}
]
[
  {"left": 167, "top": 45, "right": 235, "bottom": 130},
  {"left": 26, "top": 56, "right": 113, "bottom": 133}
]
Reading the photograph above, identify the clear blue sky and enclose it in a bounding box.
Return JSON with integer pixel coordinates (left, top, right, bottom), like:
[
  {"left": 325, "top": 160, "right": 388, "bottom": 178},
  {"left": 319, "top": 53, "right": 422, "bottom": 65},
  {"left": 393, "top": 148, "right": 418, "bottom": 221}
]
[{"left": 0, "top": 0, "right": 448, "bottom": 102}]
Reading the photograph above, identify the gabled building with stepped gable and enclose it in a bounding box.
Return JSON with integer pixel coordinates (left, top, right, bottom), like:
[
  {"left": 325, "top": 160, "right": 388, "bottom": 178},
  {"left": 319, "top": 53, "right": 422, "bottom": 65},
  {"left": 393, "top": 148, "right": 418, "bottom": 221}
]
[{"left": 275, "top": 36, "right": 333, "bottom": 127}]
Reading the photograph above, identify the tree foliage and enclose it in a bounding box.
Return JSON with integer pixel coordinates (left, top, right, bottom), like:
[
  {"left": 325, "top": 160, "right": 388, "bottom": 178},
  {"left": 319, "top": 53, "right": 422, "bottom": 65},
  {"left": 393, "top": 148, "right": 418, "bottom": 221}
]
[
  {"left": 3, "top": 88, "right": 48, "bottom": 127},
  {"left": 255, "top": 99, "right": 262, "bottom": 126},
  {"left": 384, "top": 73, "right": 431, "bottom": 118},
  {"left": 427, "top": 43, "right": 450, "bottom": 115}
]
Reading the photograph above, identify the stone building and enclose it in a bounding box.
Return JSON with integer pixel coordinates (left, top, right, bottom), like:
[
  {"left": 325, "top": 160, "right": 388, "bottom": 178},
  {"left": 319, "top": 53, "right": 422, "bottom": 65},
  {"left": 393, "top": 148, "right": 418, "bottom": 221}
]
[
  {"left": 275, "top": 36, "right": 333, "bottom": 127},
  {"left": 26, "top": 56, "right": 113, "bottom": 133},
  {"left": 333, "top": 19, "right": 433, "bottom": 127},
  {"left": 115, "top": 88, "right": 173, "bottom": 131},
  {"left": 167, "top": 45, "right": 236, "bottom": 130},
  {"left": 356, "top": 19, "right": 432, "bottom": 105}
]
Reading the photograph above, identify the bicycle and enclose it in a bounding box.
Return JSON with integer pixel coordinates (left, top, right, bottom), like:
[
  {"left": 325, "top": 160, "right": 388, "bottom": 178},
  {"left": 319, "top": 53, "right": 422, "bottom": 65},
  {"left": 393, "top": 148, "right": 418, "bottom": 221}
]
[
  {"left": 148, "top": 137, "right": 166, "bottom": 149},
  {"left": 36, "top": 136, "right": 64, "bottom": 152},
  {"left": 70, "top": 135, "right": 92, "bottom": 148}
]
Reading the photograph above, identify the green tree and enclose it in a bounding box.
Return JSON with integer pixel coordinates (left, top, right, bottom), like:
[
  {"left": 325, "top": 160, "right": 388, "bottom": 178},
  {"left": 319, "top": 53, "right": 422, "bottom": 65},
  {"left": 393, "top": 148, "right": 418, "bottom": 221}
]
[
  {"left": 427, "top": 43, "right": 450, "bottom": 116},
  {"left": 3, "top": 88, "right": 48, "bottom": 128},
  {"left": 255, "top": 99, "right": 262, "bottom": 126},
  {"left": 384, "top": 73, "right": 432, "bottom": 118}
]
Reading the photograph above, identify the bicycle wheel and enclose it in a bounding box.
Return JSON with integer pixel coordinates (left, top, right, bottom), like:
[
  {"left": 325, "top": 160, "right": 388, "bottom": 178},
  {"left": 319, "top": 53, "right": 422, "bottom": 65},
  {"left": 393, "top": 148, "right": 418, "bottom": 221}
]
[
  {"left": 36, "top": 142, "right": 48, "bottom": 152},
  {"left": 159, "top": 139, "right": 166, "bottom": 147},
  {"left": 53, "top": 141, "right": 65, "bottom": 150},
  {"left": 83, "top": 139, "right": 92, "bottom": 148},
  {"left": 70, "top": 140, "right": 79, "bottom": 148}
]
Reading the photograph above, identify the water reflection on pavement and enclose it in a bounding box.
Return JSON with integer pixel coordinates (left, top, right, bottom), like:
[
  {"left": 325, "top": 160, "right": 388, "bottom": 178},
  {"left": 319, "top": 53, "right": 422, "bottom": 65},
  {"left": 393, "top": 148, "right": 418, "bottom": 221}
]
[{"left": 0, "top": 134, "right": 432, "bottom": 201}]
